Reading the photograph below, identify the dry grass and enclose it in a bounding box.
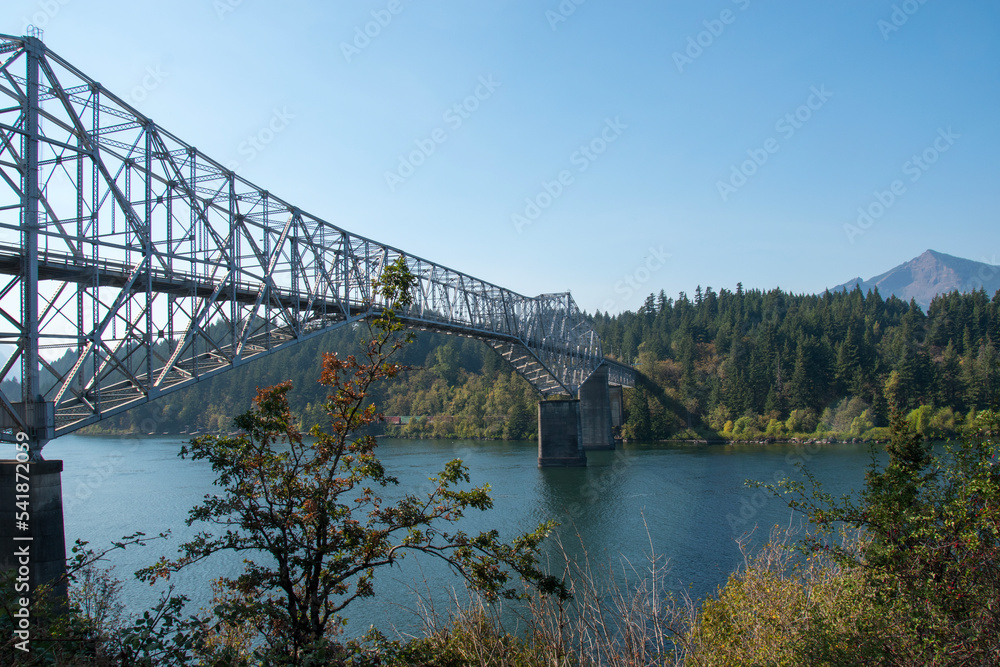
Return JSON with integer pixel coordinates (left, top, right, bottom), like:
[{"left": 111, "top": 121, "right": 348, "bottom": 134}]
[
  {"left": 396, "top": 523, "right": 882, "bottom": 667},
  {"left": 397, "top": 519, "right": 695, "bottom": 667},
  {"left": 683, "top": 525, "right": 874, "bottom": 667}
]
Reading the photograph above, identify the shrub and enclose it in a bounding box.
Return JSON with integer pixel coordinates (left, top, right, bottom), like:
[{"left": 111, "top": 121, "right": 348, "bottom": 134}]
[
  {"left": 928, "top": 406, "right": 957, "bottom": 438},
  {"left": 906, "top": 404, "right": 934, "bottom": 438},
  {"left": 831, "top": 397, "right": 871, "bottom": 434},
  {"left": 732, "top": 415, "right": 757, "bottom": 437},
  {"left": 707, "top": 404, "right": 733, "bottom": 432},
  {"left": 849, "top": 409, "right": 875, "bottom": 439},
  {"left": 760, "top": 406, "right": 1000, "bottom": 665},
  {"left": 685, "top": 527, "right": 875, "bottom": 666},
  {"left": 862, "top": 426, "right": 892, "bottom": 441},
  {"left": 765, "top": 418, "right": 786, "bottom": 439},
  {"left": 785, "top": 409, "right": 818, "bottom": 435}
]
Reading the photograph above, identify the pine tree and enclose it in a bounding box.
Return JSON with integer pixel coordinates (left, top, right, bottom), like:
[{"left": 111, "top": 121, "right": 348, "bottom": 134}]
[
  {"left": 935, "top": 340, "right": 963, "bottom": 412},
  {"left": 656, "top": 289, "right": 667, "bottom": 314}
]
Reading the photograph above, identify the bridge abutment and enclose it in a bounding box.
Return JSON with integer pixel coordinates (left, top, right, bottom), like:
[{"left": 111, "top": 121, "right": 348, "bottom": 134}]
[
  {"left": 1, "top": 459, "right": 67, "bottom": 601},
  {"left": 537, "top": 399, "right": 587, "bottom": 467},
  {"left": 580, "top": 365, "right": 615, "bottom": 450}
]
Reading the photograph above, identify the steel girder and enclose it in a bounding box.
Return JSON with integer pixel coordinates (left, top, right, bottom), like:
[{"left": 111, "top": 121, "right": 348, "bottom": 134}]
[{"left": 0, "top": 34, "right": 634, "bottom": 449}]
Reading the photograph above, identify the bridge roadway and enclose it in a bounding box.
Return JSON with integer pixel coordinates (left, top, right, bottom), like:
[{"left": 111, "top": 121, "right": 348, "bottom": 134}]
[{"left": 0, "top": 243, "right": 629, "bottom": 437}]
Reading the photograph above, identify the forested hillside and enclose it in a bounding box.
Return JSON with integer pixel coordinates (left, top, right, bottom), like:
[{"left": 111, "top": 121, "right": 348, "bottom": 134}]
[
  {"left": 66, "top": 285, "right": 1000, "bottom": 442},
  {"left": 594, "top": 285, "right": 1000, "bottom": 441},
  {"left": 80, "top": 323, "right": 540, "bottom": 441}
]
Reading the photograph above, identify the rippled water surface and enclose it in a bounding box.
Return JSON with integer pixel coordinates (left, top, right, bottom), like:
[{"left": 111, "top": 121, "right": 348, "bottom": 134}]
[{"left": 41, "top": 434, "right": 881, "bottom": 637}]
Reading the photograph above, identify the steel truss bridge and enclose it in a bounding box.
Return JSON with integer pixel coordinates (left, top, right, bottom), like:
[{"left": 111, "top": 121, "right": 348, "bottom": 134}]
[{"left": 0, "top": 34, "right": 633, "bottom": 454}]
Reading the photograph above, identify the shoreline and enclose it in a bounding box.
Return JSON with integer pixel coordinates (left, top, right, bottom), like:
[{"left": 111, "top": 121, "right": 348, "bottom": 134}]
[
  {"left": 649, "top": 436, "right": 888, "bottom": 446},
  {"left": 71, "top": 428, "right": 891, "bottom": 448}
]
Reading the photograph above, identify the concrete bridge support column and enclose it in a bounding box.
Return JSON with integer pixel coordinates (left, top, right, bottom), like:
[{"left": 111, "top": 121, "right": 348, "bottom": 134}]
[
  {"left": 580, "top": 365, "right": 614, "bottom": 450},
  {"left": 537, "top": 399, "right": 587, "bottom": 467},
  {"left": 609, "top": 385, "right": 624, "bottom": 434},
  {"left": 0, "top": 459, "right": 67, "bottom": 601}
]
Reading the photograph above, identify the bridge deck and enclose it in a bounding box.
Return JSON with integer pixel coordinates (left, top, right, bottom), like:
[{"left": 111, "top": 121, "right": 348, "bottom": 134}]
[{"left": 0, "top": 33, "right": 633, "bottom": 445}]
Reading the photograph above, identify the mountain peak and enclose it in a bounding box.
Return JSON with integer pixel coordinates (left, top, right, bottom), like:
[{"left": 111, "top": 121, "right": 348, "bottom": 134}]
[
  {"left": 917, "top": 249, "right": 961, "bottom": 263},
  {"left": 833, "top": 250, "right": 1000, "bottom": 309}
]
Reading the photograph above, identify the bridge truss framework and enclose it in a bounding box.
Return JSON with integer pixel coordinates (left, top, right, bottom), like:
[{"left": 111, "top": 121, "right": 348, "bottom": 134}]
[{"left": 0, "top": 34, "right": 633, "bottom": 453}]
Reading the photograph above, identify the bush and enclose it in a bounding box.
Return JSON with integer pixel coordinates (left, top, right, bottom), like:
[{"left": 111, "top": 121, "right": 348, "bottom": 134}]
[
  {"left": 707, "top": 404, "right": 733, "bottom": 432},
  {"left": 830, "top": 397, "right": 870, "bottom": 434},
  {"left": 862, "top": 426, "right": 892, "bottom": 442},
  {"left": 732, "top": 415, "right": 757, "bottom": 437},
  {"left": 849, "top": 409, "right": 875, "bottom": 439},
  {"left": 928, "top": 406, "right": 957, "bottom": 438},
  {"left": 906, "top": 404, "right": 934, "bottom": 438},
  {"left": 758, "top": 407, "right": 1000, "bottom": 665},
  {"left": 765, "top": 418, "right": 786, "bottom": 439},
  {"left": 686, "top": 527, "right": 875, "bottom": 666},
  {"left": 785, "top": 409, "right": 818, "bottom": 435}
]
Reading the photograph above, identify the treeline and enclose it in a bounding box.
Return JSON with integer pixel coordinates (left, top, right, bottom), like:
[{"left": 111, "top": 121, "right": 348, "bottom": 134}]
[
  {"left": 593, "top": 285, "right": 1000, "bottom": 441},
  {"left": 63, "top": 284, "right": 1000, "bottom": 443}
]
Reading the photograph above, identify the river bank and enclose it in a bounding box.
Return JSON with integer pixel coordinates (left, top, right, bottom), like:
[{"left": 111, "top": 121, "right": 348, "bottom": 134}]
[{"left": 655, "top": 435, "right": 890, "bottom": 445}]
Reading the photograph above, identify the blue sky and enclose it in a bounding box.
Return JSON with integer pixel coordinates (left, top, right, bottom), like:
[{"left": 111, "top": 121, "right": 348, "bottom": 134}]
[{"left": 6, "top": 0, "right": 999, "bottom": 314}]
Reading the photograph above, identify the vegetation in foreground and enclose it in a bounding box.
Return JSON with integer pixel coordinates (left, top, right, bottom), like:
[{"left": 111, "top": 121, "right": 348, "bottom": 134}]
[
  {"left": 367, "top": 406, "right": 1000, "bottom": 666},
  {"left": 4, "top": 404, "right": 998, "bottom": 664},
  {"left": 1, "top": 259, "right": 564, "bottom": 665}
]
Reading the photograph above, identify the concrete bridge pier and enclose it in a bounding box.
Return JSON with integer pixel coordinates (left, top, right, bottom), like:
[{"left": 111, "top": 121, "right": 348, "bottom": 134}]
[
  {"left": 537, "top": 399, "right": 586, "bottom": 467},
  {"left": 0, "top": 458, "right": 68, "bottom": 602},
  {"left": 580, "top": 365, "right": 615, "bottom": 450},
  {"left": 1, "top": 402, "right": 67, "bottom": 602},
  {"left": 609, "top": 384, "right": 624, "bottom": 434}
]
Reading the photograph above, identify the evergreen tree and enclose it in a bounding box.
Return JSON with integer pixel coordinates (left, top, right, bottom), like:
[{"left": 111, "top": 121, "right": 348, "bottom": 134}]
[{"left": 935, "top": 340, "right": 963, "bottom": 412}]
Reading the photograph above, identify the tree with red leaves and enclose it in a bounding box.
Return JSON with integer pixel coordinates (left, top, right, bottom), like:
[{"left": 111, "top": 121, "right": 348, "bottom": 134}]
[{"left": 139, "top": 258, "right": 563, "bottom": 665}]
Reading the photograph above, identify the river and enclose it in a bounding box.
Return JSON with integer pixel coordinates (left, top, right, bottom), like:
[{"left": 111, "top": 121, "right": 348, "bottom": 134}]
[{"left": 31, "top": 434, "right": 878, "bottom": 639}]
